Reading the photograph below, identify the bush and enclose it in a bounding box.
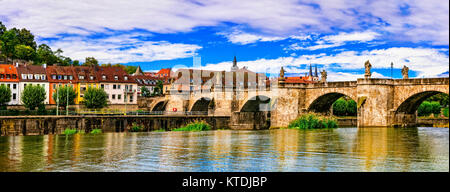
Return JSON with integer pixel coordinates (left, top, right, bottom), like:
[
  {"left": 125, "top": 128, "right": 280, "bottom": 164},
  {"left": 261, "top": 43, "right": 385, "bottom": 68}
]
[
  {"left": 0, "top": 84, "right": 11, "bottom": 107},
  {"left": 83, "top": 87, "right": 108, "bottom": 109},
  {"left": 90, "top": 129, "right": 102, "bottom": 134},
  {"left": 63, "top": 128, "right": 78, "bottom": 135},
  {"left": 21, "top": 84, "right": 46, "bottom": 110},
  {"left": 172, "top": 121, "right": 211, "bottom": 132},
  {"left": 443, "top": 107, "right": 449, "bottom": 118},
  {"left": 288, "top": 113, "right": 338, "bottom": 129},
  {"left": 346, "top": 100, "right": 357, "bottom": 116},
  {"left": 430, "top": 101, "right": 441, "bottom": 117},
  {"left": 332, "top": 98, "right": 347, "bottom": 116},
  {"left": 418, "top": 101, "right": 433, "bottom": 116},
  {"left": 130, "top": 123, "right": 143, "bottom": 132}
]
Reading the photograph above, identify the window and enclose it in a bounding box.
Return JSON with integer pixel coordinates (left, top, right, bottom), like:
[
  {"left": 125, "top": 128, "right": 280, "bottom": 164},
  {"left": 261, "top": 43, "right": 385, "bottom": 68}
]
[
  {"left": 113, "top": 84, "right": 116, "bottom": 89},
  {"left": 125, "top": 85, "right": 128, "bottom": 90},
  {"left": 90, "top": 76, "right": 94, "bottom": 80},
  {"left": 6, "top": 74, "right": 10, "bottom": 79},
  {"left": 12, "top": 93, "right": 16, "bottom": 100},
  {"left": 34, "top": 74, "right": 39, "bottom": 79},
  {"left": 12, "top": 74, "right": 17, "bottom": 79},
  {"left": 129, "top": 95, "right": 133, "bottom": 102},
  {"left": 22, "top": 74, "right": 27, "bottom": 79},
  {"left": 102, "top": 75, "right": 106, "bottom": 80},
  {"left": 112, "top": 94, "right": 116, "bottom": 99},
  {"left": 130, "top": 85, "right": 133, "bottom": 90},
  {"left": 41, "top": 75, "right": 46, "bottom": 80},
  {"left": 13, "top": 84, "right": 16, "bottom": 89},
  {"left": 79, "top": 75, "right": 84, "bottom": 80},
  {"left": 124, "top": 76, "right": 128, "bottom": 80},
  {"left": 7, "top": 84, "right": 10, "bottom": 88},
  {"left": 101, "top": 84, "right": 104, "bottom": 89},
  {"left": 69, "top": 76, "right": 73, "bottom": 80},
  {"left": 23, "top": 84, "right": 26, "bottom": 88},
  {"left": 63, "top": 75, "right": 67, "bottom": 80},
  {"left": 114, "top": 75, "right": 118, "bottom": 80},
  {"left": 53, "top": 84, "right": 56, "bottom": 89},
  {"left": 118, "top": 94, "right": 121, "bottom": 100},
  {"left": 58, "top": 75, "right": 62, "bottom": 80},
  {"left": 28, "top": 74, "right": 33, "bottom": 79},
  {"left": 52, "top": 75, "right": 56, "bottom": 79},
  {"left": 118, "top": 85, "right": 121, "bottom": 89}
]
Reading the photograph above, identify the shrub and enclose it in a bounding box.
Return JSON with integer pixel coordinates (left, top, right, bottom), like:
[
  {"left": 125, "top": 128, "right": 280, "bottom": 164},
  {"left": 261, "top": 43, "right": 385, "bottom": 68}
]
[
  {"left": 0, "top": 84, "right": 11, "bottom": 108},
  {"left": 83, "top": 87, "right": 108, "bottom": 109},
  {"left": 418, "top": 101, "right": 433, "bottom": 116},
  {"left": 430, "top": 101, "right": 441, "bottom": 117},
  {"left": 288, "top": 113, "right": 338, "bottom": 129},
  {"left": 332, "top": 98, "right": 347, "bottom": 116},
  {"left": 172, "top": 121, "right": 211, "bottom": 132},
  {"left": 90, "top": 129, "right": 102, "bottom": 134},
  {"left": 346, "top": 100, "right": 357, "bottom": 116},
  {"left": 130, "top": 123, "right": 143, "bottom": 132},
  {"left": 443, "top": 107, "right": 449, "bottom": 118},
  {"left": 63, "top": 128, "right": 78, "bottom": 135}
]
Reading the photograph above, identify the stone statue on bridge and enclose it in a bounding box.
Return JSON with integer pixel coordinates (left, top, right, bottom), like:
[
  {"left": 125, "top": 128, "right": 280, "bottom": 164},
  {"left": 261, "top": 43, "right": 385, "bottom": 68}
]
[
  {"left": 364, "top": 60, "right": 372, "bottom": 78},
  {"left": 402, "top": 65, "right": 409, "bottom": 79},
  {"left": 280, "top": 66, "right": 285, "bottom": 79},
  {"left": 320, "top": 69, "right": 327, "bottom": 83}
]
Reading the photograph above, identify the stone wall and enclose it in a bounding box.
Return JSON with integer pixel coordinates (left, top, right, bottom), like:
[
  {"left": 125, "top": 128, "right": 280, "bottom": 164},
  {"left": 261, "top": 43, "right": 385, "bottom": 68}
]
[
  {"left": 230, "top": 112, "right": 270, "bottom": 130},
  {"left": 0, "top": 115, "right": 230, "bottom": 136}
]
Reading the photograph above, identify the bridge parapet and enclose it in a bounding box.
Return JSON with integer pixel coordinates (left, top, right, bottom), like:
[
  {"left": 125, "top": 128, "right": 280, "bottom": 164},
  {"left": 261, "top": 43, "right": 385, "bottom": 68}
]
[{"left": 393, "top": 77, "right": 449, "bottom": 85}]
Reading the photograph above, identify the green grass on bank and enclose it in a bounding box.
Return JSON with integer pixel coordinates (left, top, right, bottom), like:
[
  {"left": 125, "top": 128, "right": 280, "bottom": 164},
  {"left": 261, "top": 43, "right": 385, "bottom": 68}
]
[
  {"left": 172, "top": 121, "right": 211, "bottom": 132},
  {"left": 288, "top": 113, "right": 338, "bottom": 129}
]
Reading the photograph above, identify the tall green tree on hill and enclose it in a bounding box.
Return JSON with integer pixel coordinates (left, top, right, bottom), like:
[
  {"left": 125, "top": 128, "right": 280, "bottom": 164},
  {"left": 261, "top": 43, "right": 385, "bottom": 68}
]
[
  {"left": 83, "top": 57, "right": 99, "bottom": 66},
  {"left": 0, "top": 84, "right": 12, "bottom": 110},
  {"left": 14, "top": 44, "right": 35, "bottom": 61},
  {"left": 0, "top": 29, "right": 19, "bottom": 61},
  {"left": 21, "top": 85, "right": 46, "bottom": 110},
  {"left": 36, "top": 44, "right": 58, "bottom": 65}
]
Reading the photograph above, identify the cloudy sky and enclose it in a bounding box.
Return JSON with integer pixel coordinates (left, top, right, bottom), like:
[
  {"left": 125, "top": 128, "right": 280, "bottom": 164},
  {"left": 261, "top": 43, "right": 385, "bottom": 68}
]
[{"left": 1, "top": 0, "right": 448, "bottom": 81}]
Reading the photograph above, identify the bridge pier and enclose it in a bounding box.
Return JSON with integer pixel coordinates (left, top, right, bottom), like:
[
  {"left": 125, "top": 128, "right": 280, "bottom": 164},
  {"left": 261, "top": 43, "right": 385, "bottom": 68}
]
[{"left": 357, "top": 78, "right": 395, "bottom": 127}]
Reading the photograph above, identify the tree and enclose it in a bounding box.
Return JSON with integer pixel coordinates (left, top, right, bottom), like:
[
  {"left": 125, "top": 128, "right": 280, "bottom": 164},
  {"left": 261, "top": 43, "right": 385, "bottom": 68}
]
[
  {"left": 21, "top": 84, "right": 46, "bottom": 110},
  {"left": 0, "top": 84, "right": 12, "bottom": 109},
  {"left": 332, "top": 98, "right": 347, "bottom": 116},
  {"left": 72, "top": 60, "right": 80, "bottom": 66},
  {"left": 418, "top": 101, "right": 433, "bottom": 116},
  {"left": 430, "top": 101, "right": 441, "bottom": 117},
  {"left": 14, "top": 44, "right": 35, "bottom": 61},
  {"left": 83, "top": 57, "right": 98, "bottom": 66},
  {"left": 141, "top": 86, "right": 151, "bottom": 97},
  {"left": 125, "top": 65, "right": 137, "bottom": 74},
  {"left": 36, "top": 44, "right": 57, "bottom": 65},
  {"left": 83, "top": 87, "right": 108, "bottom": 109},
  {"left": 52, "top": 85, "right": 77, "bottom": 109},
  {"left": 346, "top": 100, "right": 357, "bottom": 116},
  {"left": 12, "top": 28, "right": 37, "bottom": 50},
  {"left": 0, "top": 22, "right": 6, "bottom": 36},
  {"left": 426, "top": 93, "right": 449, "bottom": 107},
  {"left": 0, "top": 29, "right": 19, "bottom": 61}
]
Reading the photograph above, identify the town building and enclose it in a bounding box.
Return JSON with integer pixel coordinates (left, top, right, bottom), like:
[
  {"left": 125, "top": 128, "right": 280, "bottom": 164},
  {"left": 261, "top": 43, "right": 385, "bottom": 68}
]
[
  {"left": 97, "top": 66, "right": 137, "bottom": 105},
  {"left": 0, "top": 64, "right": 20, "bottom": 105},
  {"left": 16, "top": 64, "right": 50, "bottom": 104},
  {"left": 46, "top": 65, "right": 78, "bottom": 104},
  {"left": 73, "top": 66, "right": 99, "bottom": 103}
]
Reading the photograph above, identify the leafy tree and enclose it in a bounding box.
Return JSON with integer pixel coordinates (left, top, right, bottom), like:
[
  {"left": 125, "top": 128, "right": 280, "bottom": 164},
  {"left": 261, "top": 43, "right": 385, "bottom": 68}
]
[
  {"left": 0, "top": 29, "right": 19, "bottom": 61},
  {"left": 36, "top": 44, "right": 57, "bottom": 65},
  {"left": 0, "top": 84, "right": 12, "bottom": 108},
  {"left": 418, "top": 101, "right": 433, "bottom": 116},
  {"left": 83, "top": 87, "right": 108, "bottom": 109},
  {"left": 152, "top": 80, "right": 164, "bottom": 96},
  {"left": 0, "top": 22, "right": 6, "bottom": 36},
  {"left": 72, "top": 60, "right": 80, "bottom": 66},
  {"left": 125, "top": 65, "right": 137, "bottom": 74},
  {"left": 52, "top": 85, "right": 77, "bottom": 109},
  {"left": 21, "top": 84, "right": 46, "bottom": 110},
  {"left": 430, "top": 101, "right": 441, "bottom": 117},
  {"left": 346, "top": 100, "right": 357, "bottom": 116},
  {"left": 141, "top": 86, "right": 151, "bottom": 97},
  {"left": 426, "top": 93, "right": 449, "bottom": 107},
  {"left": 11, "top": 28, "right": 37, "bottom": 50},
  {"left": 332, "top": 98, "right": 347, "bottom": 116},
  {"left": 83, "top": 57, "right": 98, "bottom": 66},
  {"left": 14, "top": 44, "right": 35, "bottom": 61}
]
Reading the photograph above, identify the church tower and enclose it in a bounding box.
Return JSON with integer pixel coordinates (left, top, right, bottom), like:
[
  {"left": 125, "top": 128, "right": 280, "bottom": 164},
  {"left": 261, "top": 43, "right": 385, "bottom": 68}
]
[{"left": 231, "top": 56, "right": 239, "bottom": 71}]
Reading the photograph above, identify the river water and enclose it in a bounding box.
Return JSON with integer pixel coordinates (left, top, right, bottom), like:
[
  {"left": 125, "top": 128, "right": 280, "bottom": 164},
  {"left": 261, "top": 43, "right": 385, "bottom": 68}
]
[{"left": 0, "top": 127, "right": 448, "bottom": 172}]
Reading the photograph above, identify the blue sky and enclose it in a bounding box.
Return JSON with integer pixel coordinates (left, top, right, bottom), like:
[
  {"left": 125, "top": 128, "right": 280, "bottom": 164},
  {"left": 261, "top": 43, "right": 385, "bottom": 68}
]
[{"left": 1, "top": 0, "right": 448, "bottom": 81}]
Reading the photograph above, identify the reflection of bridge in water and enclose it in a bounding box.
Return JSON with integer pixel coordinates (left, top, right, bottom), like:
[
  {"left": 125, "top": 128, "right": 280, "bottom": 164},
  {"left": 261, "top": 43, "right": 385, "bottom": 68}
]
[{"left": 141, "top": 77, "right": 449, "bottom": 128}]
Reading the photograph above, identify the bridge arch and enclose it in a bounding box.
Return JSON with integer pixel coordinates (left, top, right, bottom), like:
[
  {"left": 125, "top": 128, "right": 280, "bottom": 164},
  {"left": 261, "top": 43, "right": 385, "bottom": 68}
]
[
  {"left": 240, "top": 95, "right": 272, "bottom": 112},
  {"left": 307, "top": 92, "right": 355, "bottom": 114},
  {"left": 151, "top": 100, "right": 168, "bottom": 112},
  {"left": 190, "top": 97, "right": 212, "bottom": 112},
  {"left": 395, "top": 91, "right": 448, "bottom": 114}
]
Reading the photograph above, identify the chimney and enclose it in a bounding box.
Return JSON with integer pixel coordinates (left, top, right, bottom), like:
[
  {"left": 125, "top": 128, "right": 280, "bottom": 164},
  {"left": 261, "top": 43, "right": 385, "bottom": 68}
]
[{"left": 15, "top": 62, "right": 18, "bottom": 67}]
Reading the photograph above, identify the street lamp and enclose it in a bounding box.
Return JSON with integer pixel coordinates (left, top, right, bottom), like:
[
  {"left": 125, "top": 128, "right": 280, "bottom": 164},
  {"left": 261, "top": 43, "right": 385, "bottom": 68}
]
[
  {"left": 66, "top": 81, "right": 71, "bottom": 116},
  {"left": 56, "top": 83, "right": 60, "bottom": 116}
]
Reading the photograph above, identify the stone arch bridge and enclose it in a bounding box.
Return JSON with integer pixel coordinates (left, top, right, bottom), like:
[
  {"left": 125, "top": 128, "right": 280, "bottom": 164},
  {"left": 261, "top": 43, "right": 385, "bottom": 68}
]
[{"left": 142, "top": 77, "right": 448, "bottom": 128}]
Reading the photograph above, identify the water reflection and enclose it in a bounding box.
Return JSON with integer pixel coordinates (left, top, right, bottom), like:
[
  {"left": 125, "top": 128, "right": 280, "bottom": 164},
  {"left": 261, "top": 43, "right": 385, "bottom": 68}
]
[{"left": 0, "top": 128, "right": 448, "bottom": 172}]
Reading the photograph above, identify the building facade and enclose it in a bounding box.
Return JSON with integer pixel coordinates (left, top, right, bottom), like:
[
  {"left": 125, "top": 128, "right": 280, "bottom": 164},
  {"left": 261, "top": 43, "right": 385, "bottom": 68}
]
[
  {"left": 16, "top": 64, "right": 50, "bottom": 104},
  {"left": 46, "top": 65, "right": 78, "bottom": 105},
  {"left": 98, "top": 66, "right": 137, "bottom": 105},
  {"left": 0, "top": 64, "right": 20, "bottom": 105},
  {"left": 73, "top": 66, "right": 99, "bottom": 103}
]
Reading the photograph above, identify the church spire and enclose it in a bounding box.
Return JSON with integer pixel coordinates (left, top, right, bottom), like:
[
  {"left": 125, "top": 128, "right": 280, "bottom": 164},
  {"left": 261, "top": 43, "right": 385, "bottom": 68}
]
[
  {"left": 231, "top": 56, "right": 239, "bottom": 71},
  {"left": 314, "top": 64, "right": 318, "bottom": 77},
  {"left": 309, "top": 64, "right": 313, "bottom": 77}
]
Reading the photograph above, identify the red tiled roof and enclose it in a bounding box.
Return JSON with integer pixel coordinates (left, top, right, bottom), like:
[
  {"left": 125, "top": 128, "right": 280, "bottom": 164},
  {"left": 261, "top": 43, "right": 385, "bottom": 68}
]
[
  {"left": 97, "top": 66, "right": 135, "bottom": 83},
  {"left": 46, "top": 66, "right": 78, "bottom": 83},
  {"left": 283, "top": 76, "right": 316, "bottom": 84},
  {"left": 0, "top": 64, "right": 19, "bottom": 82},
  {"left": 16, "top": 64, "right": 47, "bottom": 82}
]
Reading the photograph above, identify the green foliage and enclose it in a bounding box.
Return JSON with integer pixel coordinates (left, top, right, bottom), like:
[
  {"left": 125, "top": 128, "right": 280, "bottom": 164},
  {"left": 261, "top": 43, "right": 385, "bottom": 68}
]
[
  {"left": 21, "top": 84, "right": 46, "bottom": 110},
  {"left": 426, "top": 93, "right": 449, "bottom": 107},
  {"left": 130, "top": 123, "right": 143, "bottom": 132},
  {"left": 72, "top": 60, "right": 80, "bottom": 66},
  {"left": 52, "top": 85, "right": 77, "bottom": 109},
  {"left": 172, "top": 121, "right": 211, "bottom": 132},
  {"left": 332, "top": 97, "right": 357, "bottom": 116},
  {"left": 152, "top": 80, "right": 164, "bottom": 96},
  {"left": 63, "top": 128, "right": 78, "bottom": 135},
  {"left": 0, "top": 29, "right": 19, "bottom": 60},
  {"left": 0, "top": 84, "right": 12, "bottom": 107},
  {"left": 83, "top": 57, "right": 98, "bottom": 66},
  {"left": 288, "top": 113, "right": 338, "bottom": 129},
  {"left": 141, "top": 86, "right": 151, "bottom": 97},
  {"left": 90, "top": 129, "right": 102, "bottom": 134},
  {"left": 418, "top": 101, "right": 432, "bottom": 116},
  {"left": 125, "top": 65, "right": 137, "bottom": 74},
  {"left": 14, "top": 44, "right": 35, "bottom": 61},
  {"left": 36, "top": 44, "right": 57, "bottom": 65},
  {"left": 83, "top": 87, "right": 108, "bottom": 109},
  {"left": 443, "top": 107, "right": 449, "bottom": 117},
  {"left": 430, "top": 101, "right": 441, "bottom": 117}
]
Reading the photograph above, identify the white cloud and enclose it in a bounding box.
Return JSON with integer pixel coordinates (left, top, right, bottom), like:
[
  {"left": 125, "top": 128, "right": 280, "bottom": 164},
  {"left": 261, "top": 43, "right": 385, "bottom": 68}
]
[
  {"left": 42, "top": 34, "right": 202, "bottom": 64},
  {"left": 218, "top": 29, "right": 286, "bottom": 45},
  {"left": 196, "top": 47, "right": 449, "bottom": 79},
  {"left": 0, "top": 0, "right": 447, "bottom": 45}
]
